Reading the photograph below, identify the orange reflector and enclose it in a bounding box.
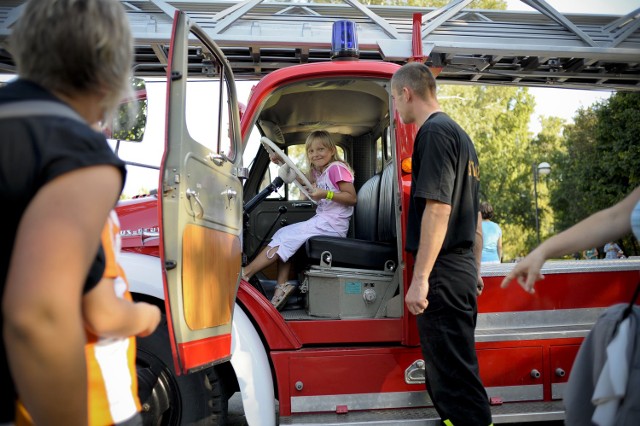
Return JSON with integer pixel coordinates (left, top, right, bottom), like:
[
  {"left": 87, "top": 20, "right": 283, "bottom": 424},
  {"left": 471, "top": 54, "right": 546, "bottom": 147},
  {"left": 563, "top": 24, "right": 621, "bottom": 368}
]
[{"left": 401, "top": 157, "right": 412, "bottom": 173}]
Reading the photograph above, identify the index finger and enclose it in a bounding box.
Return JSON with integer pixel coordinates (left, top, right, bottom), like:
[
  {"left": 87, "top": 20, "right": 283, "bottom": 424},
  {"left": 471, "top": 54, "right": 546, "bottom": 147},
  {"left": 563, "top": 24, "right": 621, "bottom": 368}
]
[{"left": 500, "top": 271, "right": 516, "bottom": 289}]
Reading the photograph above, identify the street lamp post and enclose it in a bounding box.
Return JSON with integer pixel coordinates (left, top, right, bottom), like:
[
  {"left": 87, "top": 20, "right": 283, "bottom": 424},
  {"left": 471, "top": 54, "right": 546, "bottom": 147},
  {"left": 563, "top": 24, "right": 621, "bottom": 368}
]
[{"left": 533, "top": 161, "right": 551, "bottom": 245}]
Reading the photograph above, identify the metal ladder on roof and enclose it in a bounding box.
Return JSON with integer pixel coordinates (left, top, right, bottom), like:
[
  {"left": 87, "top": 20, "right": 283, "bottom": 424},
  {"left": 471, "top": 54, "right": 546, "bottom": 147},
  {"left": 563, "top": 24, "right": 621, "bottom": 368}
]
[{"left": 0, "top": 0, "right": 639, "bottom": 90}]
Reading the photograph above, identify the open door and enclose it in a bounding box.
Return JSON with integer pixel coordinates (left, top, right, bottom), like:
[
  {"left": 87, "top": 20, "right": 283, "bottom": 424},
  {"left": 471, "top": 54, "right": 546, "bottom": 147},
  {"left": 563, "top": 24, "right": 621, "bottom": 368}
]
[{"left": 159, "top": 11, "right": 243, "bottom": 374}]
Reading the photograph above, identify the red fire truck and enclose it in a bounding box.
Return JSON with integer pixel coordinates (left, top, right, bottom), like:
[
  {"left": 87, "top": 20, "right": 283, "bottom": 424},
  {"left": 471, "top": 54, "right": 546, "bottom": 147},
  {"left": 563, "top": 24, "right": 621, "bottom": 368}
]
[{"left": 4, "top": 1, "right": 639, "bottom": 424}]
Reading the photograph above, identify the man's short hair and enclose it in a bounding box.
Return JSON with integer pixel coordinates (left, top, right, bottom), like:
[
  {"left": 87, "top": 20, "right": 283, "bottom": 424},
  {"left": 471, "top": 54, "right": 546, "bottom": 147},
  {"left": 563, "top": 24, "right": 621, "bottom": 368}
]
[{"left": 391, "top": 62, "right": 437, "bottom": 100}]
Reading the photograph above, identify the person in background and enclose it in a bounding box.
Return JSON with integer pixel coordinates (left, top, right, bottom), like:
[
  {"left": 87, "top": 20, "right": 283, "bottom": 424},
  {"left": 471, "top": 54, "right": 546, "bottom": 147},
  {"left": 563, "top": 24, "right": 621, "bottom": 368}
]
[
  {"left": 0, "top": 0, "right": 134, "bottom": 424},
  {"left": 392, "top": 62, "right": 493, "bottom": 426},
  {"left": 583, "top": 247, "right": 599, "bottom": 260},
  {"left": 242, "top": 130, "right": 357, "bottom": 310},
  {"left": 501, "top": 185, "right": 640, "bottom": 294},
  {"left": 604, "top": 241, "right": 625, "bottom": 259},
  {"left": 480, "top": 201, "right": 503, "bottom": 264}
]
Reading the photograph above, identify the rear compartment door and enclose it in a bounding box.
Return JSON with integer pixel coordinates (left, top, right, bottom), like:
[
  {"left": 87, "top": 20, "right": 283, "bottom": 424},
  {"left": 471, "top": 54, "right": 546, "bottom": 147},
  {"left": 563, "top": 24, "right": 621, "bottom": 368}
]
[{"left": 160, "top": 11, "right": 243, "bottom": 374}]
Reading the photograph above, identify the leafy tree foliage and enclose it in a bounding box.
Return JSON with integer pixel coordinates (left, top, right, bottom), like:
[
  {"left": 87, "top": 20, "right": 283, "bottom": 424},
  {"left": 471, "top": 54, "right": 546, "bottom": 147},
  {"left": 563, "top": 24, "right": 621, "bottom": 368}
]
[
  {"left": 550, "top": 92, "right": 640, "bottom": 256},
  {"left": 440, "top": 85, "right": 537, "bottom": 260},
  {"left": 531, "top": 116, "right": 565, "bottom": 241},
  {"left": 111, "top": 78, "right": 148, "bottom": 142}
]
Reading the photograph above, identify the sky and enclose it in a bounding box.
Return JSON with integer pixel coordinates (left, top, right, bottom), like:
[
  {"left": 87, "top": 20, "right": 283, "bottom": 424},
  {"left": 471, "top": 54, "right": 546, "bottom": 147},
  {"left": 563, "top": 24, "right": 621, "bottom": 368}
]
[
  {"left": 502, "top": 0, "right": 639, "bottom": 133},
  {"left": 504, "top": 0, "right": 638, "bottom": 14}
]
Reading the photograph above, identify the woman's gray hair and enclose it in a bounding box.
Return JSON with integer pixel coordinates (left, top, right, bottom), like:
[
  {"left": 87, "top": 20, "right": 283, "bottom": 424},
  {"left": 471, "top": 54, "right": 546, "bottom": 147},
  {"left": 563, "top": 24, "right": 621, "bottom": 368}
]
[{"left": 9, "top": 0, "right": 134, "bottom": 120}]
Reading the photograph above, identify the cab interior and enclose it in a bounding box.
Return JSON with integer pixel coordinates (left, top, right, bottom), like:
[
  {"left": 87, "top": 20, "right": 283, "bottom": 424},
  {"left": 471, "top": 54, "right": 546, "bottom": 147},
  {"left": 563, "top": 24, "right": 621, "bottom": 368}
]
[{"left": 242, "top": 77, "right": 404, "bottom": 319}]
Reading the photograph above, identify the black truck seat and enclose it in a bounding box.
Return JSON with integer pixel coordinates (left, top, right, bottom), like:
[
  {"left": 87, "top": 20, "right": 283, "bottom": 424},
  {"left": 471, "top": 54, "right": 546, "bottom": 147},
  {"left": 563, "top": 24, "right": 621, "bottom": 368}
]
[{"left": 304, "top": 165, "right": 397, "bottom": 270}]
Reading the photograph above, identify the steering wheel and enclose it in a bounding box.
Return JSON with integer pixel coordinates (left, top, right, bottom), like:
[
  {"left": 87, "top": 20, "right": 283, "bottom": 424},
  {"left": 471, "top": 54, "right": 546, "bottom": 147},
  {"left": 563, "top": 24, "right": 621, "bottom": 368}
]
[{"left": 260, "top": 137, "right": 316, "bottom": 204}]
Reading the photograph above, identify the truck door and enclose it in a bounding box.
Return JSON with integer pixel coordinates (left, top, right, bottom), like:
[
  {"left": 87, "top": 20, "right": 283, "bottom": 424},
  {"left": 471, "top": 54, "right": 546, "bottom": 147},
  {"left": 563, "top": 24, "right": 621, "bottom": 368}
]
[{"left": 160, "top": 11, "right": 243, "bottom": 374}]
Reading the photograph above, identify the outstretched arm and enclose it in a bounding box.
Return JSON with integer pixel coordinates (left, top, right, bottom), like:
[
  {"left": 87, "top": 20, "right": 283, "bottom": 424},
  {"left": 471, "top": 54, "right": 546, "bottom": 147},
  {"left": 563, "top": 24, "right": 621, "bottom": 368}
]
[
  {"left": 83, "top": 278, "right": 161, "bottom": 338},
  {"left": 501, "top": 185, "right": 640, "bottom": 294}
]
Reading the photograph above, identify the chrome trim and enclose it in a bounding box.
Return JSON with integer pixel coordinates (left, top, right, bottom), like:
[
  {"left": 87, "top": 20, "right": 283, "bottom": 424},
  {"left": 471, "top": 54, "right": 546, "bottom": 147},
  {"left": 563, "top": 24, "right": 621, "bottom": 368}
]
[
  {"left": 481, "top": 258, "right": 640, "bottom": 277},
  {"left": 552, "top": 382, "right": 568, "bottom": 400},
  {"left": 291, "top": 390, "right": 429, "bottom": 414},
  {"left": 404, "top": 359, "right": 425, "bottom": 384},
  {"left": 281, "top": 401, "right": 565, "bottom": 425},
  {"left": 290, "top": 385, "right": 543, "bottom": 413},
  {"left": 488, "top": 385, "right": 543, "bottom": 402},
  {"left": 475, "top": 308, "right": 604, "bottom": 342}
]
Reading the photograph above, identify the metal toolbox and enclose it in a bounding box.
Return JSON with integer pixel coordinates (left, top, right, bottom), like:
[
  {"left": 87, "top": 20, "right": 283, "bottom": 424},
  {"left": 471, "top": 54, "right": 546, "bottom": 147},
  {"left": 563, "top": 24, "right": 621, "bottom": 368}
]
[{"left": 304, "top": 266, "right": 396, "bottom": 319}]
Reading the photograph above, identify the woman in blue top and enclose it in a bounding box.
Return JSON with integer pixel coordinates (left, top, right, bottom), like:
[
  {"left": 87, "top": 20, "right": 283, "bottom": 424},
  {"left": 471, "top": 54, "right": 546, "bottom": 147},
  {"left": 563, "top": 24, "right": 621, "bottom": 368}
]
[
  {"left": 480, "top": 201, "right": 502, "bottom": 264},
  {"left": 501, "top": 185, "right": 640, "bottom": 294}
]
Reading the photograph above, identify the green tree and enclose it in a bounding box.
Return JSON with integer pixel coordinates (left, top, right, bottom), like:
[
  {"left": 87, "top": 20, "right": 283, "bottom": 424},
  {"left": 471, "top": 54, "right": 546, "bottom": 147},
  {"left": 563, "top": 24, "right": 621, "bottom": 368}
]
[
  {"left": 440, "top": 85, "right": 535, "bottom": 260},
  {"left": 531, "top": 116, "right": 565, "bottom": 244},
  {"left": 550, "top": 106, "right": 598, "bottom": 233},
  {"left": 550, "top": 92, "right": 640, "bottom": 255},
  {"left": 111, "top": 78, "right": 147, "bottom": 142}
]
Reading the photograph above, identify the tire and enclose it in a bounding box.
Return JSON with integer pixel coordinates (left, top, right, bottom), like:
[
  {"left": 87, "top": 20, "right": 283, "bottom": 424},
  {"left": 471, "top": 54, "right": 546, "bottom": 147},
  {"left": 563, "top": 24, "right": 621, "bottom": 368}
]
[{"left": 136, "top": 315, "right": 229, "bottom": 425}]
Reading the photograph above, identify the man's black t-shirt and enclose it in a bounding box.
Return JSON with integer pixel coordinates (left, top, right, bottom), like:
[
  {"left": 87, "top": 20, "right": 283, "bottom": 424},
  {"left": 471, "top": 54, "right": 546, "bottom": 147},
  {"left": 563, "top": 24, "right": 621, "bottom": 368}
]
[
  {"left": 0, "top": 79, "right": 126, "bottom": 421},
  {"left": 405, "top": 112, "right": 480, "bottom": 255}
]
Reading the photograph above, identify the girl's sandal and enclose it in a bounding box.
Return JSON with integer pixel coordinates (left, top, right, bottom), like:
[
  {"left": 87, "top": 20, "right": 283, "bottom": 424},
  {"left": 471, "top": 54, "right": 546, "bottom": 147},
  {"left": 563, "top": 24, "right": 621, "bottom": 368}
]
[{"left": 271, "top": 283, "right": 296, "bottom": 311}]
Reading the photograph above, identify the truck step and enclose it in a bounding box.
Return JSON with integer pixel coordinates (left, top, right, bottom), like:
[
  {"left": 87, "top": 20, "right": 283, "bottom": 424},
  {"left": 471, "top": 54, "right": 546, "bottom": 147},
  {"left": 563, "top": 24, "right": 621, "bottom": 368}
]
[{"left": 280, "top": 400, "right": 565, "bottom": 425}]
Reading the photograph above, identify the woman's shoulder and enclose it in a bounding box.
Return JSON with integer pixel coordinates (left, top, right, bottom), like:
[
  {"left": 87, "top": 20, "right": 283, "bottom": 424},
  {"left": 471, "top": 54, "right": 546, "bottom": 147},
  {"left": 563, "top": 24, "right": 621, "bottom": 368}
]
[{"left": 484, "top": 220, "right": 502, "bottom": 234}]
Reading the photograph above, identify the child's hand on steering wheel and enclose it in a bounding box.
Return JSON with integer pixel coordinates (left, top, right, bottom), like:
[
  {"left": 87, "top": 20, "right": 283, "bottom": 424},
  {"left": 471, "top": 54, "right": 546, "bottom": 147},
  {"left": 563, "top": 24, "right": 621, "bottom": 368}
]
[
  {"left": 269, "top": 153, "right": 284, "bottom": 165},
  {"left": 308, "top": 185, "right": 326, "bottom": 202}
]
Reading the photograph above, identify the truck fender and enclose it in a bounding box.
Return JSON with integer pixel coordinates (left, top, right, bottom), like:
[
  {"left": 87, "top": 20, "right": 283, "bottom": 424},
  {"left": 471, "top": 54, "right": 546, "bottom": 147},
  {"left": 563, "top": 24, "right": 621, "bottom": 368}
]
[
  {"left": 122, "top": 252, "right": 275, "bottom": 424},
  {"left": 231, "top": 304, "right": 276, "bottom": 426},
  {"left": 120, "top": 251, "right": 164, "bottom": 299}
]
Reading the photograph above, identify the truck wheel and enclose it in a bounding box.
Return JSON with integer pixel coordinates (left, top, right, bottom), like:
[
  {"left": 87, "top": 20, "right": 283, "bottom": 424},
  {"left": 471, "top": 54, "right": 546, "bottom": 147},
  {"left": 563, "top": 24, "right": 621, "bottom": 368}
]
[{"left": 136, "top": 315, "right": 229, "bottom": 425}]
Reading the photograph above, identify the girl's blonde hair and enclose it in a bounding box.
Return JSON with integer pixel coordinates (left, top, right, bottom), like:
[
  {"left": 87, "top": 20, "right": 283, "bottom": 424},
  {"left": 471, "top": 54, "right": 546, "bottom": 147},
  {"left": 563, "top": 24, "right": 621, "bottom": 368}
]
[
  {"left": 9, "top": 0, "right": 134, "bottom": 122},
  {"left": 304, "top": 130, "right": 353, "bottom": 175}
]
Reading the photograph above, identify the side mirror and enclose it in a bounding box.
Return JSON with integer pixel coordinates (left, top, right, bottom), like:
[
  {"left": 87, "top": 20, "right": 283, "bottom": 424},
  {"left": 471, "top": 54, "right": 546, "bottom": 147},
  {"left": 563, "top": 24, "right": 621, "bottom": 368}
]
[{"left": 106, "top": 77, "right": 147, "bottom": 142}]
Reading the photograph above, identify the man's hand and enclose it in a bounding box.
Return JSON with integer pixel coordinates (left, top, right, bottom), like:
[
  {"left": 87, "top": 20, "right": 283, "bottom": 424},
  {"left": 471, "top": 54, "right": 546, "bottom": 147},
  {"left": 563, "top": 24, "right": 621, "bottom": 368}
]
[
  {"left": 500, "top": 250, "right": 546, "bottom": 294},
  {"left": 405, "top": 278, "right": 429, "bottom": 315},
  {"left": 476, "top": 275, "right": 484, "bottom": 296}
]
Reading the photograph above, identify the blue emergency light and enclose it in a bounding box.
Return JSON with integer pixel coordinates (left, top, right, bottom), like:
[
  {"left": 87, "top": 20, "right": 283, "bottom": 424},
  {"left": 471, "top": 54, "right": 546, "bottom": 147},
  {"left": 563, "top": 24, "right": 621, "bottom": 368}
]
[{"left": 331, "top": 20, "right": 359, "bottom": 60}]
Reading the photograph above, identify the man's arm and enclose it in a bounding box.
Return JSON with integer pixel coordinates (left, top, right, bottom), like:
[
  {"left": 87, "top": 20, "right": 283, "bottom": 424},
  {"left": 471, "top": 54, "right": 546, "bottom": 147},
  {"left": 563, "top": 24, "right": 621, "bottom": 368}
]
[
  {"left": 474, "top": 212, "right": 483, "bottom": 270},
  {"left": 405, "top": 200, "right": 451, "bottom": 315},
  {"left": 474, "top": 211, "right": 484, "bottom": 295}
]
